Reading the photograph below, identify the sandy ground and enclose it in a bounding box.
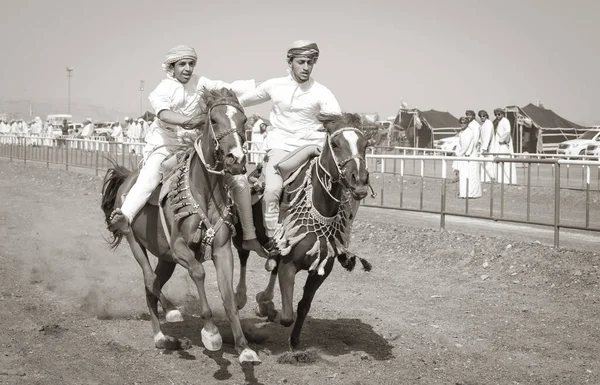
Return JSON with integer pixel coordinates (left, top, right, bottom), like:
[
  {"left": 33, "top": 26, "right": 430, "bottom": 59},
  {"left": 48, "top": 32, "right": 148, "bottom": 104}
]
[{"left": 1, "top": 159, "right": 599, "bottom": 385}]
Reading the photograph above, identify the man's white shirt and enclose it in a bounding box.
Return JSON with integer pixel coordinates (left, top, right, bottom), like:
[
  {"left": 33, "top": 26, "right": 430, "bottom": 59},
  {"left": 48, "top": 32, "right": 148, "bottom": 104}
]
[{"left": 239, "top": 74, "right": 341, "bottom": 152}]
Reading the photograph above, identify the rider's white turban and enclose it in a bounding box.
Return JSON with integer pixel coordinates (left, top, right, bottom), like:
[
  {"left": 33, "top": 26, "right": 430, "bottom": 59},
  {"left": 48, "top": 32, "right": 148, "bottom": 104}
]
[
  {"left": 287, "top": 40, "right": 320, "bottom": 61},
  {"left": 162, "top": 45, "right": 198, "bottom": 74}
]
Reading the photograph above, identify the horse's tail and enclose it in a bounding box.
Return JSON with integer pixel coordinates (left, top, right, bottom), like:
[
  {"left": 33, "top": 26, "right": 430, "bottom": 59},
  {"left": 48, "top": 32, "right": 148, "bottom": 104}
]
[{"left": 100, "top": 160, "right": 131, "bottom": 250}]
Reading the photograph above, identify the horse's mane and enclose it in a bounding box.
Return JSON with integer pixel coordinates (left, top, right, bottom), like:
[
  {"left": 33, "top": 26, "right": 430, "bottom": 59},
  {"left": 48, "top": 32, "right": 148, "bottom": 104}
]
[
  {"left": 200, "top": 87, "right": 242, "bottom": 110},
  {"left": 317, "top": 112, "right": 363, "bottom": 130},
  {"left": 176, "top": 87, "right": 244, "bottom": 151}
]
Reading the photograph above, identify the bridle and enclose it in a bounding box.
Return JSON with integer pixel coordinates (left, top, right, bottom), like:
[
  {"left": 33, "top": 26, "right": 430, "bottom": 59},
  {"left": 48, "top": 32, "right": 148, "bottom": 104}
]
[
  {"left": 316, "top": 126, "right": 369, "bottom": 203},
  {"left": 195, "top": 101, "right": 247, "bottom": 175}
]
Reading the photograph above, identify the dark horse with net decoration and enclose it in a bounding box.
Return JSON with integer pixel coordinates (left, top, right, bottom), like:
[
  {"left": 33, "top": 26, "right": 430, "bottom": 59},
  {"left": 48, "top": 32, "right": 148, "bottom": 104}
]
[
  {"left": 232, "top": 112, "right": 373, "bottom": 350},
  {"left": 100, "top": 88, "right": 262, "bottom": 365}
]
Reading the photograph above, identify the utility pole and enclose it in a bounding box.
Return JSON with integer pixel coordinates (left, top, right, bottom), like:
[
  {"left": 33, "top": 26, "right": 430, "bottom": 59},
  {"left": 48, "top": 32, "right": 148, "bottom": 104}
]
[
  {"left": 66, "top": 67, "right": 74, "bottom": 114},
  {"left": 139, "top": 80, "right": 145, "bottom": 117}
]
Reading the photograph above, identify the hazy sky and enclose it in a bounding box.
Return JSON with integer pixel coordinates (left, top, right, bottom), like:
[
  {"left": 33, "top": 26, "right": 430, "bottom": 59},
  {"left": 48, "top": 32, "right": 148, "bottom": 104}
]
[{"left": 2, "top": 0, "right": 599, "bottom": 124}]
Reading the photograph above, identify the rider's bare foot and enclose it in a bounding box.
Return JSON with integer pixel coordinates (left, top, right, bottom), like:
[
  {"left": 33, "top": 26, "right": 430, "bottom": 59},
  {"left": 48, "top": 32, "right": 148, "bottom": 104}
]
[{"left": 108, "top": 208, "right": 131, "bottom": 234}]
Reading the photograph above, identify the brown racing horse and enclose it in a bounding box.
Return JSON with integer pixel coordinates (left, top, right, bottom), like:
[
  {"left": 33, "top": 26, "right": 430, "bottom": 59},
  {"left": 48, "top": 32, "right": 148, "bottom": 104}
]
[
  {"left": 233, "top": 112, "right": 373, "bottom": 350},
  {"left": 100, "top": 88, "right": 261, "bottom": 365}
]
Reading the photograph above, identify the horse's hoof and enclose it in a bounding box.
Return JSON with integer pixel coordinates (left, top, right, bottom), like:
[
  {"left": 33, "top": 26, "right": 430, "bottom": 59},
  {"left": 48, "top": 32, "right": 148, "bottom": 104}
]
[
  {"left": 235, "top": 291, "right": 247, "bottom": 310},
  {"left": 265, "top": 259, "right": 277, "bottom": 272},
  {"left": 201, "top": 328, "right": 222, "bottom": 351},
  {"left": 154, "top": 331, "right": 166, "bottom": 349},
  {"left": 289, "top": 336, "right": 300, "bottom": 351},
  {"left": 255, "top": 300, "right": 275, "bottom": 318},
  {"left": 165, "top": 309, "right": 183, "bottom": 323},
  {"left": 238, "top": 348, "right": 261, "bottom": 365}
]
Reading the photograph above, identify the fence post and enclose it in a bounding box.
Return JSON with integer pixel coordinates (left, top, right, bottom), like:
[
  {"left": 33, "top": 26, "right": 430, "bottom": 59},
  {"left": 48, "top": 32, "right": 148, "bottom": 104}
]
[
  {"left": 440, "top": 160, "right": 447, "bottom": 230},
  {"left": 95, "top": 150, "right": 100, "bottom": 176},
  {"left": 65, "top": 141, "right": 69, "bottom": 171},
  {"left": 526, "top": 163, "right": 531, "bottom": 221},
  {"left": 586, "top": 165, "right": 590, "bottom": 228},
  {"left": 500, "top": 162, "right": 505, "bottom": 218},
  {"left": 23, "top": 138, "right": 27, "bottom": 164},
  {"left": 554, "top": 163, "right": 560, "bottom": 248}
]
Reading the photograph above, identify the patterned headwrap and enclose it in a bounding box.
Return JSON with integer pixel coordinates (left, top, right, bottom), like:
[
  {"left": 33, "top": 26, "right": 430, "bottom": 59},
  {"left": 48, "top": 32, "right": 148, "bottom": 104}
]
[
  {"left": 465, "top": 110, "right": 476, "bottom": 118},
  {"left": 494, "top": 108, "right": 505, "bottom": 115},
  {"left": 287, "top": 40, "right": 320, "bottom": 61},
  {"left": 161, "top": 45, "right": 198, "bottom": 74}
]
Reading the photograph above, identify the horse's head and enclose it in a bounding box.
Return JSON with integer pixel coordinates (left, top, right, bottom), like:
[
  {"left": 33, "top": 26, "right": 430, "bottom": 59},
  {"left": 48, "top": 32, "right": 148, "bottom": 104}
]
[
  {"left": 318, "top": 112, "right": 371, "bottom": 200},
  {"left": 200, "top": 87, "right": 248, "bottom": 175}
]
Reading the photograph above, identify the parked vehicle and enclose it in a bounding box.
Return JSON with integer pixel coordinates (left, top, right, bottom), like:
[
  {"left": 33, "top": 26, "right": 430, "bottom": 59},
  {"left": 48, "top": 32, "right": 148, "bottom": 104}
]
[
  {"left": 93, "top": 122, "right": 116, "bottom": 138},
  {"left": 434, "top": 135, "right": 460, "bottom": 155},
  {"left": 47, "top": 114, "right": 73, "bottom": 136},
  {"left": 557, "top": 129, "right": 600, "bottom": 157}
]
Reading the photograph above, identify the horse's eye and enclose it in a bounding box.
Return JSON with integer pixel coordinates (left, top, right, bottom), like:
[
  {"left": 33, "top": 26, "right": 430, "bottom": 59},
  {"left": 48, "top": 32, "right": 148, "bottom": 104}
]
[{"left": 330, "top": 141, "right": 338, "bottom": 149}]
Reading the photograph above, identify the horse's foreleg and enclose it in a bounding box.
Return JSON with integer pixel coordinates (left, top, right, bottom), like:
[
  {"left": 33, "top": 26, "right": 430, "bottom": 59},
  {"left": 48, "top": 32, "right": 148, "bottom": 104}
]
[
  {"left": 213, "top": 244, "right": 261, "bottom": 365},
  {"left": 154, "top": 260, "right": 182, "bottom": 322},
  {"left": 235, "top": 249, "right": 250, "bottom": 310},
  {"left": 277, "top": 262, "right": 298, "bottom": 327},
  {"left": 171, "top": 238, "right": 220, "bottom": 351},
  {"left": 290, "top": 258, "right": 334, "bottom": 350}
]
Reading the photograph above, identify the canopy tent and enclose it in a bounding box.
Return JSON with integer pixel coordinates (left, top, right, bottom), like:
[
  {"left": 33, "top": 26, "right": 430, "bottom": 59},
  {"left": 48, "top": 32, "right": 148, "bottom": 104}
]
[
  {"left": 138, "top": 111, "right": 156, "bottom": 122},
  {"left": 504, "top": 103, "right": 586, "bottom": 153},
  {"left": 391, "top": 108, "right": 461, "bottom": 148}
]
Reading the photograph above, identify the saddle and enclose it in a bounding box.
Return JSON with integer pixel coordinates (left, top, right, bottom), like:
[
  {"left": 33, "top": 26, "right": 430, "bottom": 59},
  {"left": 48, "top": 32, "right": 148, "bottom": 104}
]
[{"left": 147, "top": 151, "right": 187, "bottom": 206}]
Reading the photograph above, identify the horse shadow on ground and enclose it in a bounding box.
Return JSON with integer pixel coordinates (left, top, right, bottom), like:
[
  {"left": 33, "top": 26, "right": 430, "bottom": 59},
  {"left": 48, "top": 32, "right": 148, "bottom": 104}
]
[{"left": 161, "top": 315, "right": 395, "bottom": 361}]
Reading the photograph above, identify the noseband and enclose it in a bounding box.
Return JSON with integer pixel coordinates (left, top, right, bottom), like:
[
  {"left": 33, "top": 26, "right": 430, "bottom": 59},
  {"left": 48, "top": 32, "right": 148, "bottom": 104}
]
[
  {"left": 317, "top": 126, "right": 368, "bottom": 202},
  {"left": 196, "top": 101, "right": 247, "bottom": 175}
]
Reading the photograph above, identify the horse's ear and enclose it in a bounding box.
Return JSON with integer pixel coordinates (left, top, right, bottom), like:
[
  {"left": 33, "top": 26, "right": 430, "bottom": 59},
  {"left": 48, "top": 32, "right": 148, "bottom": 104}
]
[{"left": 317, "top": 113, "right": 337, "bottom": 134}]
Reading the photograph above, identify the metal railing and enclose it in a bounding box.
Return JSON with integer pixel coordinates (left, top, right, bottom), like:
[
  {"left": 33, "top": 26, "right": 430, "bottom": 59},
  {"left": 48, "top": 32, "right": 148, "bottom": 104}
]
[
  {"left": 361, "top": 153, "right": 600, "bottom": 247},
  {"left": 2, "top": 135, "right": 599, "bottom": 247}
]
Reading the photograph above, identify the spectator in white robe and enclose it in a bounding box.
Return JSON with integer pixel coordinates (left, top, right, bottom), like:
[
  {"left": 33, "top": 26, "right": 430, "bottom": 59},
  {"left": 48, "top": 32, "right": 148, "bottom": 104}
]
[
  {"left": 491, "top": 108, "right": 517, "bottom": 185},
  {"left": 9, "top": 120, "right": 20, "bottom": 135},
  {"left": 478, "top": 110, "right": 495, "bottom": 182},
  {"left": 465, "top": 110, "right": 481, "bottom": 152},
  {"left": 247, "top": 114, "right": 267, "bottom": 164},
  {"left": 126, "top": 118, "right": 144, "bottom": 154},
  {"left": 126, "top": 118, "right": 142, "bottom": 141},
  {"left": 80, "top": 119, "right": 94, "bottom": 138},
  {"left": 455, "top": 114, "right": 482, "bottom": 199},
  {"left": 0, "top": 121, "right": 8, "bottom": 144},
  {"left": 111, "top": 121, "right": 124, "bottom": 142},
  {"left": 137, "top": 118, "right": 149, "bottom": 140}
]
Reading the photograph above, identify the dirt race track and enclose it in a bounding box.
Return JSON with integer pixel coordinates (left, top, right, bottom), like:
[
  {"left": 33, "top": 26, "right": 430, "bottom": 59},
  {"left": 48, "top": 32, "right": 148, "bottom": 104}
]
[{"left": 1, "top": 159, "right": 599, "bottom": 385}]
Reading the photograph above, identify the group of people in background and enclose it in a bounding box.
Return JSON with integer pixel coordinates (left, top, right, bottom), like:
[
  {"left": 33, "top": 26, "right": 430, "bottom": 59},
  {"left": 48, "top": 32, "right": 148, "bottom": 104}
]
[
  {"left": 0, "top": 116, "right": 153, "bottom": 140},
  {"left": 453, "top": 108, "right": 518, "bottom": 199}
]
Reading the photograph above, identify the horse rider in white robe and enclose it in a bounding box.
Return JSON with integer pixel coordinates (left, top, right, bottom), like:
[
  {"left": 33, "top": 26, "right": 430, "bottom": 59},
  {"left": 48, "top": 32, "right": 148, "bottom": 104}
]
[
  {"left": 491, "top": 108, "right": 517, "bottom": 185},
  {"left": 478, "top": 110, "right": 495, "bottom": 182},
  {"left": 455, "top": 111, "right": 482, "bottom": 199},
  {"left": 108, "top": 44, "right": 274, "bottom": 261},
  {"left": 238, "top": 40, "right": 343, "bottom": 256}
]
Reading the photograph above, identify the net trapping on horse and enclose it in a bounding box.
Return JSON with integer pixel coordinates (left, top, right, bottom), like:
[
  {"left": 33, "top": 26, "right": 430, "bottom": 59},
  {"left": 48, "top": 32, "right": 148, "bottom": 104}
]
[{"left": 273, "top": 158, "right": 354, "bottom": 275}]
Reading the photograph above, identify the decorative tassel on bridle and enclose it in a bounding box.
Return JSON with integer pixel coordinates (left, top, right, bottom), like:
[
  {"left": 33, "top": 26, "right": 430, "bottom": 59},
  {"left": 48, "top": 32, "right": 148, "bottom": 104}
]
[{"left": 166, "top": 149, "right": 233, "bottom": 260}]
